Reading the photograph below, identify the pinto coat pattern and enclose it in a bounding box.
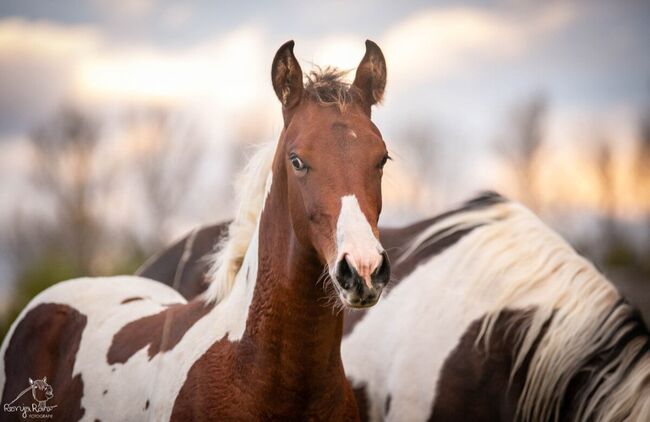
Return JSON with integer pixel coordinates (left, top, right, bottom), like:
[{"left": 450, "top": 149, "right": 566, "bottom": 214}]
[{"left": 139, "top": 193, "right": 650, "bottom": 422}]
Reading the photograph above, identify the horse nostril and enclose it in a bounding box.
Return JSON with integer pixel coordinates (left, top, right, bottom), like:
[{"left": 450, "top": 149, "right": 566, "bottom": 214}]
[
  {"left": 371, "top": 251, "right": 390, "bottom": 287},
  {"left": 336, "top": 255, "right": 355, "bottom": 290}
]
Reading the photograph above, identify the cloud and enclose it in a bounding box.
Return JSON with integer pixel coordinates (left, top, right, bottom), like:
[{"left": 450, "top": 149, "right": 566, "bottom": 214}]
[
  {"left": 161, "top": 3, "right": 194, "bottom": 29},
  {"left": 0, "top": 19, "right": 102, "bottom": 135},
  {"left": 0, "top": 3, "right": 577, "bottom": 135},
  {"left": 74, "top": 24, "right": 276, "bottom": 136},
  {"left": 0, "top": 18, "right": 101, "bottom": 56},
  {"left": 0, "top": 18, "right": 275, "bottom": 135},
  {"left": 91, "top": 0, "right": 157, "bottom": 20},
  {"left": 382, "top": 3, "right": 576, "bottom": 87}
]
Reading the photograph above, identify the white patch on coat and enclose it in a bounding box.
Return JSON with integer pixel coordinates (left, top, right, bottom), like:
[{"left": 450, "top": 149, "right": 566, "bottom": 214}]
[{"left": 335, "top": 195, "right": 383, "bottom": 284}]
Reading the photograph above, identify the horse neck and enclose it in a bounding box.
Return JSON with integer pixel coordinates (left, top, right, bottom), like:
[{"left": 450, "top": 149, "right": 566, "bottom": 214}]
[{"left": 240, "top": 169, "right": 347, "bottom": 397}]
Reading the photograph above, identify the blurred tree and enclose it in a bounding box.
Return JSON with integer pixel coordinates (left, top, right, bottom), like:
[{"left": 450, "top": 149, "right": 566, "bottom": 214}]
[
  {"left": 498, "top": 94, "right": 548, "bottom": 211},
  {"left": 636, "top": 107, "right": 650, "bottom": 254},
  {"left": 127, "top": 108, "right": 205, "bottom": 250},
  {"left": 29, "top": 106, "right": 102, "bottom": 275},
  {"left": 3, "top": 107, "right": 103, "bottom": 340},
  {"left": 594, "top": 137, "right": 620, "bottom": 247},
  {"left": 401, "top": 121, "right": 441, "bottom": 210}
]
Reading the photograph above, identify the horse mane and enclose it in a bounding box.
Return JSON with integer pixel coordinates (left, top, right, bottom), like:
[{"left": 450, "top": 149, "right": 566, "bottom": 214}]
[
  {"left": 202, "top": 143, "right": 275, "bottom": 303},
  {"left": 473, "top": 206, "right": 650, "bottom": 421},
  {"left": 304, "top": 66, "right": 358, "bottom": 112},
  {"left": 404, "top": 193, "right": 650, "bottom": 421}
]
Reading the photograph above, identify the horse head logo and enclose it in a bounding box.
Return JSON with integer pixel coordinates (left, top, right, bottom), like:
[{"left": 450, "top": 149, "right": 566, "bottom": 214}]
[
  {"left": 5, "top": 376, "right": 55, "bottom": 413},
  {"left": 29, "top": 377, "right": 54, "bottom": 408}
]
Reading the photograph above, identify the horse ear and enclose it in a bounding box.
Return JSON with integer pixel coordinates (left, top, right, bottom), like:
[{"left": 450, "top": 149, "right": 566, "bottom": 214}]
[
  {"left": 271, "top": 40, "right": 304, "bottom": 116},
  {"left": 29, "top": 378, "right": 33, "bottom": 385},
  {"left": 43, "top": 376, "right": 47, "bottom": 383},
  {"left": 352, "top": 40, "right": 387, "bottom": 116}
]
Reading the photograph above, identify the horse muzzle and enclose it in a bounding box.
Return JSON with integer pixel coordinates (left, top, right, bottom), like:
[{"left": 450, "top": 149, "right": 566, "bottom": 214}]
[{"left": 333, "top": 251, "right": 390, "bottom": 308}]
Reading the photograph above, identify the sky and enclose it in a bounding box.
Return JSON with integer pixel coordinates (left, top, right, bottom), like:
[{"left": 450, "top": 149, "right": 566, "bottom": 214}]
[
  {"left": 0, "top": 0, "right": 648, "bottom": 204},
  {"left": 0, "top": 0, "right": 649, "bottom": 288},
  {"left": 1, "top": 1, "right": 648, "bottom": 133},
  {"left": 1, "top": 0, "right": 649, "bottom": 137}
]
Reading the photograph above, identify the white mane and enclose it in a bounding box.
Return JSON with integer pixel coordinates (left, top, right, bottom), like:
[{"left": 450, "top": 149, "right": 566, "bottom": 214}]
[
  {"left": 202, "top": 143, "right": 275, "bottom": 303},
  {"left": 405, "top": 197, "right": 650, "bottom": 421}
]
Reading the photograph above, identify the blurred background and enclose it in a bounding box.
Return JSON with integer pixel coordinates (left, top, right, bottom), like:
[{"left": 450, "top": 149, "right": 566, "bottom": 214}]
[{"left": 0, "top": 0, "right": 649, "bottom": 338}]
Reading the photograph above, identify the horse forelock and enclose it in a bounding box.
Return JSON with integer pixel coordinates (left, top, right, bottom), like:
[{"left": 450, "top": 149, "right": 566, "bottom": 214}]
[
  {"left": 304, "top": 66, "right": 358, "bottom": 112},
  {"left": 202, "top": 143, "right": 275, "bottom": 304}
]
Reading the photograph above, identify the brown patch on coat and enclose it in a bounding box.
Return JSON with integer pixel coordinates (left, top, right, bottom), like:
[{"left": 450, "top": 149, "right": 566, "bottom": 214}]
[
  {"left": 430, "top": 300, "right": 650, "bottom": 421},
  {"left": 428, "top": 309, "right": 545, "bottom": 421},
  {"left": 1, "top": 303, "right": 86, "bottom": 421},
  {"left": 384, "top": 394, "right": 391, "bottom": 416},
  {"left": 107, "top": 299, "right": 214, "bottom": 364},
  {"left": 353, "top": 385, "right": 370, "bottom": 422},
  {"left": 120, "top": 297, "right": 143, "bottom": 304}
]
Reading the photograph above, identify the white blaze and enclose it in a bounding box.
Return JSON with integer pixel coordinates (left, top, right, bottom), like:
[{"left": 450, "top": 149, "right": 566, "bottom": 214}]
[{"left": 336, "top": 195, "right": 383, "bottom": 286}]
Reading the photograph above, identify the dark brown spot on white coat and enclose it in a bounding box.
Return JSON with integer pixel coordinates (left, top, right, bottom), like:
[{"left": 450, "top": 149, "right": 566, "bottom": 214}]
[
  {"left": 107, "top": 299, "right": 214, "bottom": 364},
  {"left": 1, "top": 303, "right": 86, "bottom": 421}
]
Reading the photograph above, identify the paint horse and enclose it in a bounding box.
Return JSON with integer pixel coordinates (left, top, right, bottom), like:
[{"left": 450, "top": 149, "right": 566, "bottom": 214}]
[
  {"left": 1, "top": 40, "right": 393, "bottom": 421},
  {"left": 138, "top": 193, "right": 650, "bottom": 421}
]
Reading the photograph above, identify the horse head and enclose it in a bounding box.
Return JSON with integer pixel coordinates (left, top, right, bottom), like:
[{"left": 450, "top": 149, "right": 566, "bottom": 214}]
[{"left": 270, "top": 40, "right": 391, "bottom": 308}]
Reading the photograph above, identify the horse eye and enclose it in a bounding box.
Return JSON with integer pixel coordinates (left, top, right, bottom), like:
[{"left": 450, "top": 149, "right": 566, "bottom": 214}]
[
  {"left": 289, "top": 154, "right": 307, "bottom": 171},
  {"left": 378, "top": 154, "right": 391, "bottom": 169}
]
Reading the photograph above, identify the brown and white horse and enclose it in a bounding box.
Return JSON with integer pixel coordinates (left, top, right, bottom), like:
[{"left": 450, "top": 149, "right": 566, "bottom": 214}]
[
  {"left": 343, "top": 195, "right": 650, "bottom": 421},
  {"left": 138, "top": 193, "right": 650, "bottom": 421},
  {"left": 0, "top": 40, "right": 392, "bottom": 421}
]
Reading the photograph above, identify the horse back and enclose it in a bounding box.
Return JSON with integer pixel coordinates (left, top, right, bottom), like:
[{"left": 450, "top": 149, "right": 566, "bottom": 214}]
[{"left": 136, "top": 222, "right": 228, "bottom": 300}]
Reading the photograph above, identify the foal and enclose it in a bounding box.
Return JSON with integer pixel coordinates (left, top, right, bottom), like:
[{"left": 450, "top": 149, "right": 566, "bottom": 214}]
[{"left": 1, "top": 40, "right": 391, "bottom": 421}]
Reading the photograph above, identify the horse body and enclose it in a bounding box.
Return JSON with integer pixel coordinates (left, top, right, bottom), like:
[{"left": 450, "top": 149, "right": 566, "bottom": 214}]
[
  {"left": 1, "top": 40, "right": 393, "bottom": 421},
  {"left": 138, "top": 194, "right": 650, "bottom": 421},
  {"left": 343, "top": 198, "right": 650, "bottom": 421}
]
